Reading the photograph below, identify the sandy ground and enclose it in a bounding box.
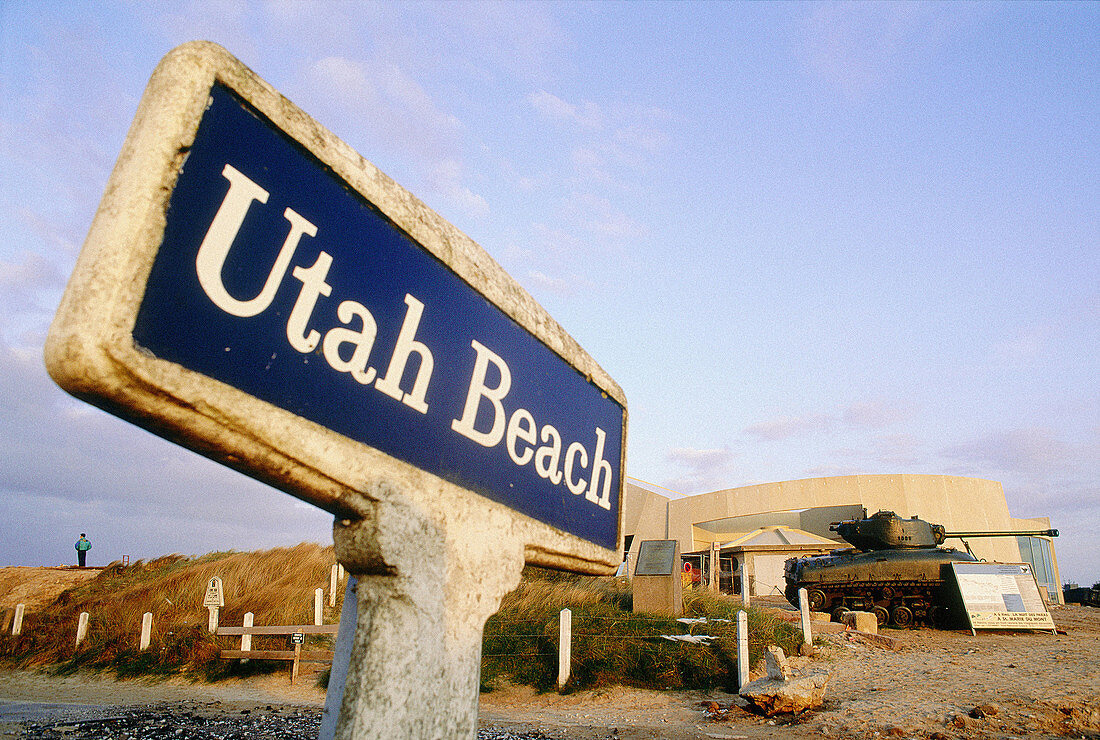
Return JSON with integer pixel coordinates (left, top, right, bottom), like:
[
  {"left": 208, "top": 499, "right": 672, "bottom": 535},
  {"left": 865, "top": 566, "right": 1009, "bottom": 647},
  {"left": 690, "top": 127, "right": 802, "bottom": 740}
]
[
  {"left": 2, "top": 601, "right": 1099, "bottom": 739},
  {"left": 0, "top": 568, "right": 101, "bottom": 613}
]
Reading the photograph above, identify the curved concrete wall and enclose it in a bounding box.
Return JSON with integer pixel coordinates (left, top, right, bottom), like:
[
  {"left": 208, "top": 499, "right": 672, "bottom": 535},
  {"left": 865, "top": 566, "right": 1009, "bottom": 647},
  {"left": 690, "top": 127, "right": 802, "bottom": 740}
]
[{"left": 626, "top": 474, "right": 1040, "bottom": 569}]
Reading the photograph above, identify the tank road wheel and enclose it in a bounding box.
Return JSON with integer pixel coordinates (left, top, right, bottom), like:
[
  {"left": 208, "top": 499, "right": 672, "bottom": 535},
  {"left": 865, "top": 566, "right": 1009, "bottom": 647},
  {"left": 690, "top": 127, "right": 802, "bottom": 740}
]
[
  {"left": 873, "top": 606, "right": 890, "bottom": 627},
  {"left": 891, "top": 605, "right": 914, "bottom": 628},
  {"left": 807, "top": 589, "right": 827, "bottom": 612},
  {"left": 831, "top": 605, "right": 849, "bottom": 623},
  {"left": 880, "top": 586, "right": 895, "bottom": 600}
]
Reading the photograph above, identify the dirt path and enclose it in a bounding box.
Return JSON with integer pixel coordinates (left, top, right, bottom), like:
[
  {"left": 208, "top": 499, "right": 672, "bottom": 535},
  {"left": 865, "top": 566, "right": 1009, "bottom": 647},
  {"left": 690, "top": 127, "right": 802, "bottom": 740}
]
[{"left": 2, "top": 605, "right": 1099, "bottom": 739}]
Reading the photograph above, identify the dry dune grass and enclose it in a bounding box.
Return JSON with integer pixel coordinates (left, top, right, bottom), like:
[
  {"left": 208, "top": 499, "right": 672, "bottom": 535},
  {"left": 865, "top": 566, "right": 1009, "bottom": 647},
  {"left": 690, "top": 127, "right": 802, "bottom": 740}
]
[
  {"left": 1, "top": 554, "right": 802, "bottom": 691},
  {"left": 0, "top": 544, "right": 340, "bottom": 675}
]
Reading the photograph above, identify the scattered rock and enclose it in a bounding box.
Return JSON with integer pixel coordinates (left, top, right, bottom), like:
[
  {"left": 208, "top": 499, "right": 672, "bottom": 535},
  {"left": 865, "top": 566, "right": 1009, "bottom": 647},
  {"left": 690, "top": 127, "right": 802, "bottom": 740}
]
[
  {"left": 951, "top": 713, "right": 979, "bottom": 730},
  {"left": 739, "top": 669, "right": 831, "bottom": 716},
  {"left": 765, "top": 646, "right": 792, "bottom": 680},
  {"left": 969, "top": 703, "right": 1000, "bottom": 718}
]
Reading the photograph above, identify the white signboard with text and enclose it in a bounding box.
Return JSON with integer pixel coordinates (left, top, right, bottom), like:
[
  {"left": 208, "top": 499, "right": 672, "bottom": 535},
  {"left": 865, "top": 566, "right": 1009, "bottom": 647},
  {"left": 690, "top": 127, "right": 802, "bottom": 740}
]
[{"left": 951, "top": 562, "right": 1054, "bottom": 632}]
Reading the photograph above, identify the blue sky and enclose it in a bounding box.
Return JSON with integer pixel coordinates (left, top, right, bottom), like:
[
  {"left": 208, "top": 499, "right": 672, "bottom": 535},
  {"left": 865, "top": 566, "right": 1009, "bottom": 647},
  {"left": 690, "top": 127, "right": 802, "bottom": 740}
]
[{"left": 1, "top": 2, "right": 1096, "bottom": 584}]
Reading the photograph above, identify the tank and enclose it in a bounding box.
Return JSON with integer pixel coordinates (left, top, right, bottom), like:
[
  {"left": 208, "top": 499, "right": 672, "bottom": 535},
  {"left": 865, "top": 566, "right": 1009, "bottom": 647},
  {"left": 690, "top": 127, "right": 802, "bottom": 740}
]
[
  {"left": 1063, "top": 582, "right": 1100, "bottom": 608},
  {"left": 783, "top": 510, "right": 1058, "bottom": 628}
]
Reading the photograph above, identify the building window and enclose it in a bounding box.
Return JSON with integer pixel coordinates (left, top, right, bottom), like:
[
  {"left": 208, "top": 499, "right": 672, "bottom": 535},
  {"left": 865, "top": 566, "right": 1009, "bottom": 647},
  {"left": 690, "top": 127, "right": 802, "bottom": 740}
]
[{"left": 1017, "top": 536, "right": 1057, "bottom": 601}]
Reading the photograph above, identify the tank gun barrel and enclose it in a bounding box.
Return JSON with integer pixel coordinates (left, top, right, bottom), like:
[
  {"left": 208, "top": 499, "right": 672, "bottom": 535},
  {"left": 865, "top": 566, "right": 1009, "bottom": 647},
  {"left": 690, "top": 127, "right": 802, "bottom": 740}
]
[{"left": 943, "top": 528, "right": 1058, "bottom": 539}]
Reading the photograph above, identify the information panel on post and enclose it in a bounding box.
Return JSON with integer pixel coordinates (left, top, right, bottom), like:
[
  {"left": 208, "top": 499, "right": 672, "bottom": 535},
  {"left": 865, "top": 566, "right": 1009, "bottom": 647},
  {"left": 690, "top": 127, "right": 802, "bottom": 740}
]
[
  {"left": 45, "top": 41, "right": 626, "bottom": 574},
  {"left": 950, "top": 562, "right": 1055, "bottom": 633}
]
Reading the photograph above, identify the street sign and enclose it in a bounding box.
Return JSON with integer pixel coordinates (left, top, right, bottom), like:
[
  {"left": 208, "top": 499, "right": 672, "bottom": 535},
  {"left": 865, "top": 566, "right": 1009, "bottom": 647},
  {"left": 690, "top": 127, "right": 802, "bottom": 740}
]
[
  {"left": 45, "top": 42, "right": 626, "bottom": 568},
  {"left": 203, "top": 576, "right": 225, "bottom": 607}
]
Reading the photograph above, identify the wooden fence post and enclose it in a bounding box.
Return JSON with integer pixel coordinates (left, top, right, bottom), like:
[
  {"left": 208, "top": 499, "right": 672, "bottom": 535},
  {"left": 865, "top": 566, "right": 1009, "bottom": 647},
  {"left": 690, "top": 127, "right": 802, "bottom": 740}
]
[
  {"left": 75, "top": 612, "right": 89, "bottom": 648},
  {"left": 329, "top": 565, "right": 338, "bottom": 607},
  {"left": 557, "top": 608, "right": 572, "bottom": 690},
  {"left": 314, "top": 588, "right": 324, "bottom": 625},
  {"left": 736, "top": 610, "right": 749, "bottom": 689},
  {"left": 241, "top": 612, "right": 254, "bottom": 662},
  {"left": 12, "top": 604, "right": 24, "bottom": 636},
  {"left": 140, "top": 612, "right": 153, "bottom": 650}
]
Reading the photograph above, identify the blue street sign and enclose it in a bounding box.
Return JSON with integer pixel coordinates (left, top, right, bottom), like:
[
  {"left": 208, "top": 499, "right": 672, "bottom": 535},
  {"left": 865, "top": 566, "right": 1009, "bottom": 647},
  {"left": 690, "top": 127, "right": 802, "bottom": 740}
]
[{"left": 130, "top": 84, "right": 624, "bottom": 550}]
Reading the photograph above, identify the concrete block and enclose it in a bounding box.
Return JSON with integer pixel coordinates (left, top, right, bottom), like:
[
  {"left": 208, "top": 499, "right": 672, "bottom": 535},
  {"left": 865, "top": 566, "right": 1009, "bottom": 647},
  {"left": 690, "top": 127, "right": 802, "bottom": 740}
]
[
  {"left": 842, "top": 610, "right": 878, "bottom": 634},
  {"left": 765, "top": 646, "right": 792, "bottom": 681}
]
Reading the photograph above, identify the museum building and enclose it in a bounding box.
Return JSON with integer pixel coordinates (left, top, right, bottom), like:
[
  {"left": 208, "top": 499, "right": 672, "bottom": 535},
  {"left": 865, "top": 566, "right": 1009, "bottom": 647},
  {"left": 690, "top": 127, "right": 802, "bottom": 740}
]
[{"left": 619, "top": 474, "right": 1062, "bottom": 604}]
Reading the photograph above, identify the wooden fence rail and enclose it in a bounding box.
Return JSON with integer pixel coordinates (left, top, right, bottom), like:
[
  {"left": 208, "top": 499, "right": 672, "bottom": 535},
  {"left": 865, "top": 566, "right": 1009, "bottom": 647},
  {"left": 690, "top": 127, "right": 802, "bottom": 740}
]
[{"left": 216, "top": 622, "right": 340, "bottom": 683}]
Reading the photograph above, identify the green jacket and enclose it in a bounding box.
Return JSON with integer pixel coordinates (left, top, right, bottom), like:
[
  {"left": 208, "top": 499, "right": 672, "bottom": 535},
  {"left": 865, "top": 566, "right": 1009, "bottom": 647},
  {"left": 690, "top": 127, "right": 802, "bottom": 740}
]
[{"left": 75, "top": 537, "right": 91, "bottom": 551}]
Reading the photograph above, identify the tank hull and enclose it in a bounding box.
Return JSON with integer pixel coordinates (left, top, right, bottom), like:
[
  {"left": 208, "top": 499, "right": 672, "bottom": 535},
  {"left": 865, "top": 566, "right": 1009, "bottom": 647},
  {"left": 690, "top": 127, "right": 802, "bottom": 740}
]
[{"left": 784, "top": 547, "right": 976, "bottom": 628}]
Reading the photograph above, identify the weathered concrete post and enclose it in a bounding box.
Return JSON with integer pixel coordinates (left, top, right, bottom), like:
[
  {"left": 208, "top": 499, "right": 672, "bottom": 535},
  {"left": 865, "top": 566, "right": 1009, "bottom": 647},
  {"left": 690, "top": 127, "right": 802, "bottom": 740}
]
[
  {"left": 140, "top": 611, "right": 153, "bottom": 650},
  {"left": 329, "top": 564, "right": 339, "bottom": 607},
  {"left": 798, "top": 587, "right": 813, "bottom": 650},
  {"left": 557, "top": 608, "right": 572, "bottom": 690},
  {"left": 314, "top": 588, "right": 324, "bottom": 626},
  {"left": 12, "top": 604, "right": 24, "bottom": 636},
  {"left": 330, "top": 484, "right": 528, "bottom": 740},
  {"left": 75, "top": 611, "right": 90, "bottom": 648}
]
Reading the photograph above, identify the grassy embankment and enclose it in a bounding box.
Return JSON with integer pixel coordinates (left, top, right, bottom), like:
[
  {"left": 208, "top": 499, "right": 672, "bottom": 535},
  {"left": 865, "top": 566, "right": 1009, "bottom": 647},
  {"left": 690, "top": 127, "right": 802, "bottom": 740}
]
[{"left": 0, "top": 545, "right": 803, "bottom": 691}]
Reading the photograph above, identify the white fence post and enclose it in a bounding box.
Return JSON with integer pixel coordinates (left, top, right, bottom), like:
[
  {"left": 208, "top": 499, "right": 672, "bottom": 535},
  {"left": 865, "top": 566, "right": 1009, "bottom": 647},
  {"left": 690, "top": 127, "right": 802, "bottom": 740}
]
[
  {"left": 12, "top": 604, "right": 25, "bottom": 636},
  {"left": 708, "top": 542, "right": 719, "bottom": 592},
  {"left": 314, "top": 587, "right": 324, "bottom": 625},
  {"left": 75, "top": 611, "right": 89, "bottom": 648},
  {"left": 330, "top": 564, "right": 339, "bottom": 607},
  {"left": 798, "top": 587, "right": 812, "bottom": 650},
  {"left": 140, "top": 612, "right": 153, "bottom": 650},
  {"left": 241, "top": 612, "right": 253, "bottom": 662},
  {"left": 736, "top": 609, "right": 749, "bottom": 689},
  {"left": 557, "top": 608, "right": 572, "bottom": 690}
]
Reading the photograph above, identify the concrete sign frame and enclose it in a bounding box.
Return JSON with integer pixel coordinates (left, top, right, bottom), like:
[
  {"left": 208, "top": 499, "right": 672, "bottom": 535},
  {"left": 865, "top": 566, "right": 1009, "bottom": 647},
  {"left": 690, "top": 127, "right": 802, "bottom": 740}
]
[
  {"left": 45, "top": 41, "right": 625, "bottom": 571},
  {"left": 46, "top": 42, "right": 627, "bottom": 738}
]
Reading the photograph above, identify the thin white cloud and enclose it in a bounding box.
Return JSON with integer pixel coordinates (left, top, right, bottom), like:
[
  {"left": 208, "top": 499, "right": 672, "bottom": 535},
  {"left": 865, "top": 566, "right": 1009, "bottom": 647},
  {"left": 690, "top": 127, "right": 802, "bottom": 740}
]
[
  {"left": 0, "top": 341, "right": 331, "bottom": 565},
  {"left": 992, "top": 324, "right": 1054, "bottom": 363},
  {"left": 798, "top": 2, "right": 959, "bottom": 99},
  {"left": 525, "top": 270, "right": 577, "bottom": 297},
  {"left": 528, "top": 89, "right": 604, "bottom": 129},
  {"left": 565, "top": 192, "right": 646, "bottom": 239},
  {"left": 428, "top": 159, "right": 490, "bottom": 220},
  {"left": 745, "top": 398, "right": 907, "bottom": 441},
  {"left": 664, "top": 446, "right": 738, "bottom": 494},
  {"left": 842, "top": 398, "right": 908, "bottom": 429},
  {"left": 743, "top": 412, "right": 834, "bottom": 441}
]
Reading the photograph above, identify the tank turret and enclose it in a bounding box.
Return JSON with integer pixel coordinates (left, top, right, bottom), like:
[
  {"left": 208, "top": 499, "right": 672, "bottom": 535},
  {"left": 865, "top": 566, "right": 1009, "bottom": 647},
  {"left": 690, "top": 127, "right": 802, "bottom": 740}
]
[
  {"left": 784, "top": 510, "right": 1058, "bottom": 628},
  {"left": 831, "top": 510, "right": 1058, "bottom": 551}
]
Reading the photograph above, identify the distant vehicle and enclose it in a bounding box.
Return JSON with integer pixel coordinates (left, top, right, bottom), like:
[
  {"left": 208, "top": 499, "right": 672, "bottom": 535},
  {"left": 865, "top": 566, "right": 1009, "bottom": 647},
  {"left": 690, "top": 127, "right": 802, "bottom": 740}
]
[
  {"left": 783, "top": 510, "right": 1058, "bottom": 628},
  {"left": 1063, "top": 583, "right": 1100, "bottom": 608}
]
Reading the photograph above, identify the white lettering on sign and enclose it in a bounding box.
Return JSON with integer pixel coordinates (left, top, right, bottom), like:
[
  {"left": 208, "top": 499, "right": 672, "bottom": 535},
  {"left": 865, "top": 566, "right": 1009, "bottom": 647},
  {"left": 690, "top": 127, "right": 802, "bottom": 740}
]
[{"left": 192, "top": 163, "right": 613, "bottom": 511}]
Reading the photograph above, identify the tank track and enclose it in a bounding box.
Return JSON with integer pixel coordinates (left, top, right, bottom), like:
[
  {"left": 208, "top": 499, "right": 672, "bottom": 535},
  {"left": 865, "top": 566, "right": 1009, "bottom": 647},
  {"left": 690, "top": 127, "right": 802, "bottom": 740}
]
[{"left": 786, "top": 579, "right": 950, "bottom": 628}]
